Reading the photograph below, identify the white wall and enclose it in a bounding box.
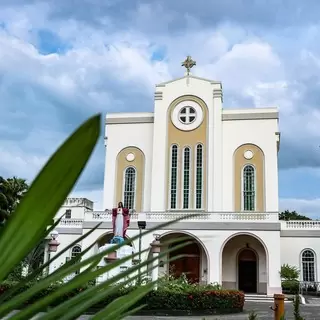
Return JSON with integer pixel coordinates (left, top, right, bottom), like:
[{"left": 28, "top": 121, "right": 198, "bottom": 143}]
[
  {"left": 151, "top": 77, "right": 219, "bottom": 211},
  {"left": 281, "top": 237, "right": 320, "bottom": 282},
  {"left": 55, "top": 206, "right": 87, "bottom": 220},
  {"left": 49, "top": 233, "right": 83, "bottom": 272},
  {"left": 103, "top": 121, "right": 154, "bottom": 211},
  {"left": 58, "top": 226, "right": 282, "bottom": 294},
  {"left": 222, "top": 117, "right": 279, "bottom": 212}
]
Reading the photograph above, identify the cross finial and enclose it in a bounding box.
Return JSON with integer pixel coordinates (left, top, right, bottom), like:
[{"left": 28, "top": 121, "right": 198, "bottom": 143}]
[{"left": 182, "top": 56, "right": 196, "bottom": 75}]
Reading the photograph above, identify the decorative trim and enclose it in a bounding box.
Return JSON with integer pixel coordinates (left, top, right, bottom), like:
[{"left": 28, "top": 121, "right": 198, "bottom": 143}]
[
  {"left": 106, "top": 117, "right": 154, "bottom": 124},
  {"left": 213, "top": 89, "right": 223, "bottom": 102},
  {"left": 281, "top": 230, "right": 320, "bottom": 237},
  {"left": 83, "top": 221, "right": 281, "bottom": 231},
  {"left": 154, "top": 91, "right": 163, "bottom": 100},
  {"left": 155, "top": 75, "right": 222, "bottom": 87},
  {"left": 244, "top": 150, "right": 254, "bottom": 160},
  {"left": 105, "top": 111, "right": 278, "bottom": 125},
  {"left": 222, "top": 112, "right": 279, "bottom": 121},
  {"left": 56, "top": 228, "right": 83, "bottom": 234}
]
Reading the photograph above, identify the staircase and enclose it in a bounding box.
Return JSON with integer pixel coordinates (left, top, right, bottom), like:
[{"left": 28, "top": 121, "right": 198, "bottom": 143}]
[{"left": 245, "top": 294, "right": 290, "bottom": 303}]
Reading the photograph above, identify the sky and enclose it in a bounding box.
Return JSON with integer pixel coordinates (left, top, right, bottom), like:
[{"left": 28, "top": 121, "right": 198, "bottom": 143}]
[{"left": 1, "top": 0, "right": 320, "bottom": 217}]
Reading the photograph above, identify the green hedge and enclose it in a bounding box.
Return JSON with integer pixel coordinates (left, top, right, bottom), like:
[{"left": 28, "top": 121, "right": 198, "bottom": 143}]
[
  {"left": 281, "top": 280, "right": 299, "bottom": 294},
  {"left": 0, "top": 281, "right": 244, "bottom": 315}
]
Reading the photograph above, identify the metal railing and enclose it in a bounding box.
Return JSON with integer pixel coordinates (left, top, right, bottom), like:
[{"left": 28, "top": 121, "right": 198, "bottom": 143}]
[{"left": 300, "top": 281, "right": 320, "bottom": 296}]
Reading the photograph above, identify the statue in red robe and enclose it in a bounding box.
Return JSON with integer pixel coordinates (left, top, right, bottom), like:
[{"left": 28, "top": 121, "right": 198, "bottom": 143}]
[{"left": 111, "top": 202, "right": 130, "bottom": 239}]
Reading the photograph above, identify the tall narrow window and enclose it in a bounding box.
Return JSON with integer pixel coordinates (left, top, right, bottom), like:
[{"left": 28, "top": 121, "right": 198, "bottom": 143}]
[
  {"left": 170, "top": 145, "right": 178, "bottom": 209},
  {"left": 243, "top": 165, "right": 255, "bottom": 211},
  {"left": 124, "top": 167, "right": 136, "bottom": 209},
  {"left": 71, "top": 245, "right": 82, "bottom": 274},
  {"left": 65, "top": 209, "right": 71, "bottom": 219},
  {"left": 183, "top": 147, "right": 191, "bottom": 209},
  {"left": 195, "top": 144, "right": 203, "bottom": 209},
  {"left": 302, "top": 250, "right": 315, "bottom": 282}
]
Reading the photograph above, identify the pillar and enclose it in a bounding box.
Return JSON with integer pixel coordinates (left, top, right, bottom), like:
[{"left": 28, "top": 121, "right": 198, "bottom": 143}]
[{"left": 150, "top": 238, "right": 161, "bottom": 290}]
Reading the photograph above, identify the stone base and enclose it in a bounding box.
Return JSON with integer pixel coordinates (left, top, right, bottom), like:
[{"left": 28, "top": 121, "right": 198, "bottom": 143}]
[{"left": 267, "top": 287, "right": 283, "bottom": 295}]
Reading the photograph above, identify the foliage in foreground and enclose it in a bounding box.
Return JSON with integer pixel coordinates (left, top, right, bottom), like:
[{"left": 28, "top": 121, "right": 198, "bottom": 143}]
[
  {"left": 0, "top": 114, "right": 200, "bottom": 320},
  {"left": 0, "top": 278, "right": 244, "bottom": 315}
]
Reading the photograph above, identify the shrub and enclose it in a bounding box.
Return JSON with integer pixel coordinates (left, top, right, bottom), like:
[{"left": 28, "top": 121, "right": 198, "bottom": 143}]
[
  {"left": 0, "top": 280, "right": 244, "bottom": 315},
  {"left": 280, "top": 264, "right": 299, "bottom": 281},
  {"left": 282, "top": 280, "right": 300, "bottom": 294},
  {"left": 90, "top": 287, "right": 244, "bottom": 315}
]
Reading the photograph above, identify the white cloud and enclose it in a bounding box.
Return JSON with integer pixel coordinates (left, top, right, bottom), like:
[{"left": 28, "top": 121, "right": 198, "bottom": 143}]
[{"left": 1, "top": 1, "right": 320, "bottom": 217}]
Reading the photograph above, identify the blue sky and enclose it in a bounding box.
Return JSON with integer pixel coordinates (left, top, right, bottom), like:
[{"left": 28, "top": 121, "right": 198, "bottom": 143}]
[{"left": 0, "top": 0, "right": 320, "bottom": 217}]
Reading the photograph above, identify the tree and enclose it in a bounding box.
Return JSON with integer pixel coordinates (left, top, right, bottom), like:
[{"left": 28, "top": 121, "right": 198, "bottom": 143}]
[
  {"left": 0, "top": 176, "right": 29, "bottom": 225},
  {"left": 279, "top": 210, "right": 311, "bottom": 221}
]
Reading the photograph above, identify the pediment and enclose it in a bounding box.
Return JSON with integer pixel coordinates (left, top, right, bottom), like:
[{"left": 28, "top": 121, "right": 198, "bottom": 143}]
[{"left": 156, "top": 75, "right": 221, "bottom": 87}]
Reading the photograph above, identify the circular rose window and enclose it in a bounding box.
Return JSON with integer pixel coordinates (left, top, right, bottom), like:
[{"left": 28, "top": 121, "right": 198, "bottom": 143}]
[
  {"left": 171, "top": 100, "right": 203, "bottom": 131},
  {"left": 178, "top": 106, "right": 197, "bottom": 124}
]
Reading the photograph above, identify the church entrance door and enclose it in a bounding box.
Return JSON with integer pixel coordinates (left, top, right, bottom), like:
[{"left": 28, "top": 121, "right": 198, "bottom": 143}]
[
  {"left": 169, "top": 242, "right": 200, "bottom": 283},
  {"left": 238, "top": 249, "right": 257, "bottom": 293}
]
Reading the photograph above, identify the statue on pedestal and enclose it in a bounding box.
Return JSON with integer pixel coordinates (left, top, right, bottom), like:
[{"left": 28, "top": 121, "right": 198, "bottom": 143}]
[{"left": 110, "top": 202, "right": 130, "bottom": 244}]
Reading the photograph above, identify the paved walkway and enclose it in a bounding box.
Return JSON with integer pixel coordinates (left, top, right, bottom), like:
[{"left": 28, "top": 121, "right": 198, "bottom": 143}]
[{"left": 3, "top": 302, "right": 320, "bottom": 319}]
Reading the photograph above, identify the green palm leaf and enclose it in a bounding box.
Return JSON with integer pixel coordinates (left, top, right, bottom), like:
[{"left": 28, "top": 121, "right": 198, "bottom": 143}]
[
  {"left": 0, "top": 221, "right": 101, "bottom": 304},
  {"left": 0, "top": 113, "right": 197, "bottom": 319},
  {"left": 91, "top": 282, "right": 155, "bottom": 320},
  {"left": 36, "top": 241, "right": 188, "bottom": 320},
  {"left": 0, "top": 114, "right": 100, "bottom": 282}
]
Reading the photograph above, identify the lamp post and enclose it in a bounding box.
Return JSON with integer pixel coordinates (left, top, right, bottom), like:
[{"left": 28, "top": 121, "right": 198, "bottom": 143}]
[
  {"left": 137, "top": 213, "right": 146, "bottom": 285},
  {"left": 47, "top": 230, "right": 60, "bottom": 275}
]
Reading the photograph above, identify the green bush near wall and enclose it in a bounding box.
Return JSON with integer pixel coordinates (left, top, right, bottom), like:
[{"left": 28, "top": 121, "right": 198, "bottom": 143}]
[
  {"left": 281, "top": 280, "right": 300, "bottom": 294},
  {"left": 0, "top": 280, "right": 245, "bottom": 316}
]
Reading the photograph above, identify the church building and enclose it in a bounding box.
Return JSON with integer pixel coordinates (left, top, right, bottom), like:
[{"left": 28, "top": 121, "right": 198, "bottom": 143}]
[{"left": 52, "top": 57, "right": 320, "bottom": 296}]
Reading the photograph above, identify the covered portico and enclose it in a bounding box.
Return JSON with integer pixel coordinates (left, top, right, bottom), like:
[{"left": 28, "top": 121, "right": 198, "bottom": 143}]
[
  {"left": 221, "top": 233, "right": 268, "bottom": 294},
  {"left": 148, "top": 231, "right": 209, "bottom": 284}
]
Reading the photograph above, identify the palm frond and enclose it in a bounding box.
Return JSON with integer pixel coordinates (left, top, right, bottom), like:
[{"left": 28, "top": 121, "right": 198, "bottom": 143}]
[
  {"left": 0, "top": 114, "right": 100, "bottom": 282},
  {"left": 0, "top": 113, "right": 197, "bottom": 319}
]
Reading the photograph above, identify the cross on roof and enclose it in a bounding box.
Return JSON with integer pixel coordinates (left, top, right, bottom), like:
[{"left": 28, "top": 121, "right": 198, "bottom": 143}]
[{"left": 181, "top": 56, "right": 196, "bottom": 75}]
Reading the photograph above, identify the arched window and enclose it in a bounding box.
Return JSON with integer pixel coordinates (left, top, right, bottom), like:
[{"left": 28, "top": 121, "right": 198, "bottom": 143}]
[
  {"left": 71, "top": 245, "right": 81, "bottom": 258},
  {"left": 243, "top": 165, "right": 255, "bottom": 211},
  {"left": 71, "top": 245, "right": 82, "bottom": 274},
  {"left": 302, "top": 250, "right": 315, "bottom": 282},
  {"left": 170, "top": 145, "right": 178, "bottom": 209},
  {"left": 195, "top": 144, "right": 203, "bottom": 209},
  {"left": 183, "top": 147, "right": 191, "bottom": 209},
  {"left": 123, "top": 167, "right": 136, "bottom": 209}
]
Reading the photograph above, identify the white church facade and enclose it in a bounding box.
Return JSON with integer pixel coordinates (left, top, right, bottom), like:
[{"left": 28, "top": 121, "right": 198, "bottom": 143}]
[{"left": 51, "top": 59, "right": 320, "bottom": 296}]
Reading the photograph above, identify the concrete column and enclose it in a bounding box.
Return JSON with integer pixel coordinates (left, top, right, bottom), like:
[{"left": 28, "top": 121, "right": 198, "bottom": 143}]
[{"left": 150, "top": 238, "right": 161, "bottom": 290}]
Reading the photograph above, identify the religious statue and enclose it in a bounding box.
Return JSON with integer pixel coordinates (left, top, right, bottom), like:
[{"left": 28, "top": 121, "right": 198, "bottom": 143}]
[{"left": 110, "top": 202, "right": 130, "bottom": 244}]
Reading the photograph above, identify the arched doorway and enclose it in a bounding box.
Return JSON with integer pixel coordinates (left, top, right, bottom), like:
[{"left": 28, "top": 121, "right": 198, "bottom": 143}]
[
  {"left": 221, "top": 234, "right": 268, "bottom": 294},
  {"left": 238, "top": 249, "right": 257, "bottom": 293},
  {"left": 169, "top": 240, "right": 200, "bottom": 283},
  {"left": 148, "top": 232, "right": 208, "bottom": 284}
]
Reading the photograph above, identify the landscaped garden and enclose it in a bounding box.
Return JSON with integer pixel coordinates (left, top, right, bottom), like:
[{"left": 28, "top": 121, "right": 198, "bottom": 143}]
[{"left": 0, "top": 273, "right": 245, "bottom": 316}]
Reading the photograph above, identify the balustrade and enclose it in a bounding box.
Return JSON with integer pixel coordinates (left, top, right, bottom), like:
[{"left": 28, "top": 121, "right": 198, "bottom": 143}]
[
  {"left": 85, "top": 210, "right": 279, "bottom": 222},
  {"left": 58, "top": 219, "right": 84, "bottom": 226},
  {"left": 55, "top": 212, "right": 320, "bottom": 230},
  {"left": 281, "top": 220, "right": 320, "bottom": 229}
]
